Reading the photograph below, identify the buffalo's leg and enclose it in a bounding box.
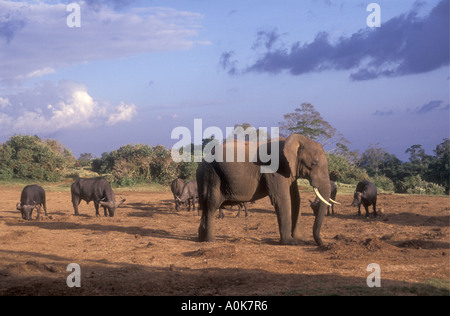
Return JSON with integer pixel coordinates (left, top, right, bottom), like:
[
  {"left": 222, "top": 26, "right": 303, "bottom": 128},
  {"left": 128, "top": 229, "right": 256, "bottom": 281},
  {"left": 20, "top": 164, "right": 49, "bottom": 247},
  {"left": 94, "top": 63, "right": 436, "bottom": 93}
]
[
  {"left": 36, "top": 205, "right": 41, "bottom": 219},
  {"left": 43, "top": 201, "right": 48, "bottom": 216},
  {"left": 364, "top": 205, "right": 370, "bottom": 218},
  {"left": 72, "top": 198, "right": 80, "bottom": 216},
  {"left": 94, "top": 202, "right": 100, "bottom": 217}
]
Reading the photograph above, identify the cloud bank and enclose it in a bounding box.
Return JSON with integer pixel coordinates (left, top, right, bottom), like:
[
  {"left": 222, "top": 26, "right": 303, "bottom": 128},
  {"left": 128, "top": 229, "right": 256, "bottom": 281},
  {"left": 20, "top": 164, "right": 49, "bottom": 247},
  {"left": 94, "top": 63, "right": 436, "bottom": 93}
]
[
  {"left": 221, "top": 0, "right": 449, "bottom": 80},
  {"left": 372, "top": 100, "right": 449, "bottom": 116},
  {"left": 0, "top": 80, "right": 136, "bottom": 136},
  {"left": 0, "top": 1, "right": 208, "bottom": 85}
]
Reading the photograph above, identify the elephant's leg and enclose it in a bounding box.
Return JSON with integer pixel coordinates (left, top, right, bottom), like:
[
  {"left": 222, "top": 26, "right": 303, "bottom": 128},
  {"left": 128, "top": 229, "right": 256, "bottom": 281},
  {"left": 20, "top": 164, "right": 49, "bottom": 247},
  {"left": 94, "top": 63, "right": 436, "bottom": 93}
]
[
  {"left": 290, "top": 181, "right": 302, "bottom": 242},
  {"left": 372, "top": 201, "right": 377, "bottom": 217},
  {"left": 198, "top": 192, "right": 222, "bottom": 242},
  {"left": 198, "top": 204, "right": 217, "bottom": 242},
  {"left": 272, "top": 190, "right": 296, "bottom": 245}
]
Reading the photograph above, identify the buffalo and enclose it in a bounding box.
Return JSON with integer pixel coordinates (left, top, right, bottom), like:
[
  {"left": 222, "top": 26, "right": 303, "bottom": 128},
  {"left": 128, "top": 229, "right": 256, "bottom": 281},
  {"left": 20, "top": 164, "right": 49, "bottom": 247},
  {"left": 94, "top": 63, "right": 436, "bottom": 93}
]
[
  {"left": 71, "top": 177, "right": 126, "bottom": 217},
  {"left": 351, "top": 180, "right": 378, "bottom": 217},
  {"left": 176, "top": 180, "right": 199, "bottom": 214},
  {"left": 171, "top": 178, "right": 185, "bottom": 212},
  {"left": 16, "top": 185, "right": 47, "bottom": 220}
]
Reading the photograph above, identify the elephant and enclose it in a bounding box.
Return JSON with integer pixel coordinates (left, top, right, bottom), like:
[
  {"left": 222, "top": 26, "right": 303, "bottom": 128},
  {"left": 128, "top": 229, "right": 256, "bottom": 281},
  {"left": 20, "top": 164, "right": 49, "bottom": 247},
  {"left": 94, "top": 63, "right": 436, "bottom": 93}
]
[{"left": 196, "top": 134, "right": 332, "bottom": 246}]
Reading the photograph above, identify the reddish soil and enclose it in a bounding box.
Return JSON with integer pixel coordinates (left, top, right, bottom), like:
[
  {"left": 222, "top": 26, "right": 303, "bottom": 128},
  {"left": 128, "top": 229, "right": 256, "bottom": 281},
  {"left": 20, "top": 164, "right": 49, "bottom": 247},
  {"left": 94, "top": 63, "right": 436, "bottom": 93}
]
[{"left": 0, "top": 185, "right": 449, "bottom": 296}]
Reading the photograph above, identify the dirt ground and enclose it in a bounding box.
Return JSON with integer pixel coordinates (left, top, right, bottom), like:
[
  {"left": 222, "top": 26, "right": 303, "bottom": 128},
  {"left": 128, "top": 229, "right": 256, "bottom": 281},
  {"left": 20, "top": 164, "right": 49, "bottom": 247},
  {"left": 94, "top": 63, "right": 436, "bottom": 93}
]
[{"left": 0, "top": 184, "right": 449, "bottom": 296}]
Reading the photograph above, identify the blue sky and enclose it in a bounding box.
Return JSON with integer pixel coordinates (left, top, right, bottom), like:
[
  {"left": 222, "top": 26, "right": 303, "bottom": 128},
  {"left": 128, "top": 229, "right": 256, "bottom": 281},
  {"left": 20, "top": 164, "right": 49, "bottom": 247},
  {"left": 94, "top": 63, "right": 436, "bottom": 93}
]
[{"left": 0, "top": 0, "right": 448, "bottom": 161}]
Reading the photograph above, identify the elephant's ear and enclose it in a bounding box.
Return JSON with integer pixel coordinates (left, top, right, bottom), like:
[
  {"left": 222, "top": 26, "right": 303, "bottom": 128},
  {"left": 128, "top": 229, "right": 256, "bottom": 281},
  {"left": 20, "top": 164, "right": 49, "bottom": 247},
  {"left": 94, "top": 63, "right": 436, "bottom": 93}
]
[{"left": 283, "top": 134, "right": 308, "bottom": 177}]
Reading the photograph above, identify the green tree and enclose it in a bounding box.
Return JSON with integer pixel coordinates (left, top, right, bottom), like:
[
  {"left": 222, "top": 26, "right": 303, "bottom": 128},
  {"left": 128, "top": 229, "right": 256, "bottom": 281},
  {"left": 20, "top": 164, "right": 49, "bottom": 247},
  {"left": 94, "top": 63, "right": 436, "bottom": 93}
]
[
  {"left": 0, "top": 135, "right": 72, "bottom": 181},
  {"left": 358, "top": 143, "right": 388, "bottom": 176},
  {"left": 427, "top": 139, "right": 450, "bottom": 191},
  {"left": 279, "top": 103, "right": 349, "bottom": 150},
  {"left": 78, "top": 153, "right": 94, "bottom": 167},
  {"left": 326, "top": 153, "right": 369, "bottom": 184}
]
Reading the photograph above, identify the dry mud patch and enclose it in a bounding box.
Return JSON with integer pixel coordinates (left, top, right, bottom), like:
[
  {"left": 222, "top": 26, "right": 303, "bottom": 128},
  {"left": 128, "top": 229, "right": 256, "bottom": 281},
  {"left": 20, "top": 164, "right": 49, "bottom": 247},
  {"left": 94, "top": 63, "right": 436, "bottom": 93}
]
[{"left": 0, "top": 186, "right": 449, "bottom": 296}]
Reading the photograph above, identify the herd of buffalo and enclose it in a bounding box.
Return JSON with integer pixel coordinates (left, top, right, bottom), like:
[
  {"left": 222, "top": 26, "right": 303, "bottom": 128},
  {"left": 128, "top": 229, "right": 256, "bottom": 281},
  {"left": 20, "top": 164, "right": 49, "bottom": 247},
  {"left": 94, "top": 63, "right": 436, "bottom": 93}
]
[{"left": 15, "top": 135, "right": 380, "bottom": 246}]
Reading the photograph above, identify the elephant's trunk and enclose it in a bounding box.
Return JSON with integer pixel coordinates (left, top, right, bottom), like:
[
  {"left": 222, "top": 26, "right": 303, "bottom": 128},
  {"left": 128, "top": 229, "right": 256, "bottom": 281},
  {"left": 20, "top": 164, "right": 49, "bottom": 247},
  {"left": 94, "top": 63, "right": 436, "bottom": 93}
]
[{"left": 312, "top": 183, "right": 331, "bottom": 247}]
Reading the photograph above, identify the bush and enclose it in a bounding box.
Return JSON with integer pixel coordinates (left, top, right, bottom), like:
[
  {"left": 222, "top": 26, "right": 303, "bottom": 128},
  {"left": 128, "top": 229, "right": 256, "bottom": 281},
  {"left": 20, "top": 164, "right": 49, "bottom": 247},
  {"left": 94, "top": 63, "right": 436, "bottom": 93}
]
[
  {"left": 327, "top": 153, "right": 369, "bottom": 184},
  {"left": 371, "top": 174, "right": 394, "bottom": 192},
  {"left": 396, "top": 175, "right": 445, "bottom": 195},
  {"left": 0, "top": 135, "right": 73, "bottom": 181},
  {"left": 91, "top": 144, "right": 190, "bottom": 186}
]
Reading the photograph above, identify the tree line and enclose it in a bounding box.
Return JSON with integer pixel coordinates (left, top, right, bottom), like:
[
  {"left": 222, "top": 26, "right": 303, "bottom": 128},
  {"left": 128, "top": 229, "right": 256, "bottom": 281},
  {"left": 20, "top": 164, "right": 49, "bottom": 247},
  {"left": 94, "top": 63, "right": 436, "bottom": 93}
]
[
  {"left": 280, "top": 103, "right": 449, "bottom": 195},
  {"left": 0, "top": 104, "right": 448, "bottom": 195}
]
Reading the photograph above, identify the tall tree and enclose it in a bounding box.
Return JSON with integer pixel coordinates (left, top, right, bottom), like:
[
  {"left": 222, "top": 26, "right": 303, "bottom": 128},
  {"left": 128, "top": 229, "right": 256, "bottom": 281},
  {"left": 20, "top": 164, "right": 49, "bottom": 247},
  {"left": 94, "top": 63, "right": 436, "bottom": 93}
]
[
  {"left": 358, "top": 143, "right": 388, "bottom": 176},
  {"left": 427, "top": 139, "right": 450, "bottom": 191},
  {"left": 279, "top": 103, "right": 349, "bottom": 150}
]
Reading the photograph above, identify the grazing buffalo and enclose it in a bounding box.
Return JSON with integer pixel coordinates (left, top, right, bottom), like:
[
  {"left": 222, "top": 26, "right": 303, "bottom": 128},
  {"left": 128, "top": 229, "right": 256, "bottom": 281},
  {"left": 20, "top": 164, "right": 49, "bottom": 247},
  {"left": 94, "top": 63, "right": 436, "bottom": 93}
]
[
  {"left": 71, "top": 177, "right": 126, "bottom": 217},
  {"left": 171, "top": 178, "right": 185, "bottom": 212},
  {"left": 177, "top": 180, "right": 199, "bottom": 214},
  {"left": 351, "top": 180, "right": 378, "bottom": 217},
  {"left": 16, "top": 185, "right": 47, "bottom": 220}
]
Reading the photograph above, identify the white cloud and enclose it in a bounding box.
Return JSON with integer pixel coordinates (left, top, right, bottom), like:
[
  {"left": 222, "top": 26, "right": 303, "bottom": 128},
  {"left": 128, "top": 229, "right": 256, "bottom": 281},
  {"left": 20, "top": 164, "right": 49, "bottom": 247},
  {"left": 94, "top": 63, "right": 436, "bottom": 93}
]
[
  {"left": 0, "top": 80, "right": 137, "bottom": 135},
  {"left": 106, "top": 102, "right": 137, "bottom": 126},
  {"left": 0, "top": 1, "right": 209, "bottom": 85},
  {"left": 0, "top": 97, "right": 10, "bottom": 109}
]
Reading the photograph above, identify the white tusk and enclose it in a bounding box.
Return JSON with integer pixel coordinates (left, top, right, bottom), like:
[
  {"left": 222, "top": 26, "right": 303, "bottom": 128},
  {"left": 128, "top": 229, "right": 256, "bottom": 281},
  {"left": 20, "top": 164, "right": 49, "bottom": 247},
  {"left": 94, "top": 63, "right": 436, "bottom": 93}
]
[
  {"left": 329, "top": 198, "right": 341, "bottom": 205},
  {"left": 313, "top": 187, "right": 332, "bottom": 207}
]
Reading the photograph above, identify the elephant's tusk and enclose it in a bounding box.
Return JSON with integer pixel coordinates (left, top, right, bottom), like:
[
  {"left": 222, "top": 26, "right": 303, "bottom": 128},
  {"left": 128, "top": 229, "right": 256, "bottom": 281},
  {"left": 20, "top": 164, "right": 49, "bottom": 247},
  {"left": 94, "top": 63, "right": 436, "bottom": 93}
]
[
  {"left": 176, "top": 196, "right": 181, "bottom": 202},
  {"left": 313, "top": 187, "right": 332, "bottom": 207},
  {"left": 329, "top": 198, "right": 341, "bottom": 205}
]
